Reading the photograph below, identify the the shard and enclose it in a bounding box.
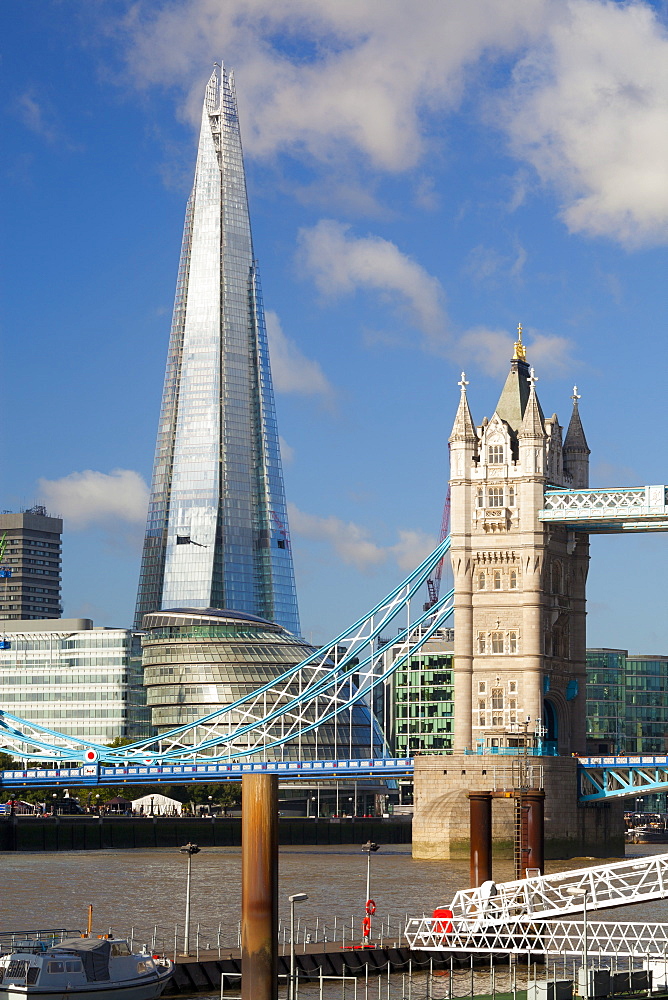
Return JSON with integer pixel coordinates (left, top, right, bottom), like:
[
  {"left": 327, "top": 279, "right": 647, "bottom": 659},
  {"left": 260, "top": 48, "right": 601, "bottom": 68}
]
[{"left": 135, "top": 65, "right": 301, "bottom": 635}]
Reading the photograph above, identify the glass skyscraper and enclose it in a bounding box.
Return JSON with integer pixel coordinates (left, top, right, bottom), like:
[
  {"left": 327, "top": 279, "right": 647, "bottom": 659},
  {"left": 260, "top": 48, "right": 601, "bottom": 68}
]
[{"left": 135, "top": 65, "right": 300, "bottom": 635}]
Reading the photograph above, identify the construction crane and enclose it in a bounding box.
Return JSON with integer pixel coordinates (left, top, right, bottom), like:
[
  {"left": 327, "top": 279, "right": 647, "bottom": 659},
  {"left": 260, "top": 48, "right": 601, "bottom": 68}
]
[{"left": 424, "top": 482, "right": 451, "bottom": 611}]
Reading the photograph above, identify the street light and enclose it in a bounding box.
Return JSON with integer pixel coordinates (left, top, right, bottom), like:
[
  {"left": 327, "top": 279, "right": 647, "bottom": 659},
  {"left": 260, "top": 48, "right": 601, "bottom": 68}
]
[
  {"left": 207, "top": 795, "right": 213, "bottom": 816},
  {"left": 288, "top": 892, "right": 308, "bottom": 1000},
  {"left": 179, "top": 843, "right": 201, "bottom": 956},
  {"left": 566, "top": 887, "right": 589, "bottom": 1000},
  {"left": 361, "top": 841, "right": 380, "bottom": 945}
]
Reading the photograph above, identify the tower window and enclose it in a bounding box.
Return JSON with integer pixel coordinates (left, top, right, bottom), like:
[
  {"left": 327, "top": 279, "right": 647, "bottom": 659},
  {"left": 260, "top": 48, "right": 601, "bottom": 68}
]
[
  {"left": 508, "top": 486, "right": 515, "bottom": 506},
  {"left": 493, "top": 570, "right": 502, "bottom": 590},
  {"left": 478, "top": 634, "right": 487, "bottom": 654},
  {"left": 509, "top": 630, "right": 518, "bottom": 654},
  {"left": 478, "top": 699, "right": 486, "bottom": 711},
  {"left": 491, "top": 688, "right": 504, "bottom": 710},
  {"left": 487, "top": 487, "right": 504, "bottom": 507},
  {"left": 477, "top": 571, "right": 486, "bottom": 591},
  {"left": 508, "top": 680, "right": 517, "bottom": 694},
  {"left": 491, "top": 632, "right": 504, "bottom": 653},
  {"left": 510, "top": 569, "right": 518, "bottom": 590},
  {"left": 477, "top": 488, "right": 484, "bottom": 508},
  {"left": 478, "top": 681, "right": 486, "bottom": 694},
  {"left": 488, "top": 445, "right": 504, "bottom": 464}
]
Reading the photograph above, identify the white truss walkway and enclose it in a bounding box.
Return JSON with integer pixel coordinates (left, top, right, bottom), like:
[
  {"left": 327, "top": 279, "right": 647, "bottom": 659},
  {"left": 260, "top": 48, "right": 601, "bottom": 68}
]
[
  {"left": 448, "top": 852, "right": 668, "bottom": 923},
  {"left": 539, "top": 485, "right": 668, "bottom": 532},
  {"left": 405, "top": 916, "right": 668, "bottom": 958},
  {"left": 406, "top": 852, "right": 668, "bottom": 956}
]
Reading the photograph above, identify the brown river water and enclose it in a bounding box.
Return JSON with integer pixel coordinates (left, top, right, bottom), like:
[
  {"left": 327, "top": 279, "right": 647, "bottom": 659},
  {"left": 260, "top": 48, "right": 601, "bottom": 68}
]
[{"left": 2, "top": 844, "right": 667, "bottom": 999}]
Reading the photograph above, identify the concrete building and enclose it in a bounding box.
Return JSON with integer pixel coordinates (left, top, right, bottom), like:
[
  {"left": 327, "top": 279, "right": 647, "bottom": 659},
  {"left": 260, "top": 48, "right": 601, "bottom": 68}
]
[
  {"left": 135, "top": 65, "right": 300, "bottom": 635},
  {"left": 0, "top": 618, "right": 149, "bottom": 745},
  {"left": 0, "top": 507, "right": 62, "bottom": 621}
]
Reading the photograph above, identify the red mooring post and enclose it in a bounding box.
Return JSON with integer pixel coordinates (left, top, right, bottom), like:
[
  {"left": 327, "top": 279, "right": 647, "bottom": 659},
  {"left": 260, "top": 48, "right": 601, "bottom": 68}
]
[
  {"left": 468, "top": 791, "right": 493, "bottom": 888},
  {"left": 524, "top": 789, "right": 545, "bottom": 875},
  {"left": 241, "top": 773, "right": 278, "bottom": 1000}
]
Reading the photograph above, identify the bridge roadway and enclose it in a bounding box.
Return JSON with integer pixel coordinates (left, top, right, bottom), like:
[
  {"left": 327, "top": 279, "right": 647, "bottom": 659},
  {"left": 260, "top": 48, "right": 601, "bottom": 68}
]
[
  {"left": 0, "top": 752, "right": 660, "bottom": 805},
  {"left": 0, "top": 756, "right": 415, "bottom": 789}
]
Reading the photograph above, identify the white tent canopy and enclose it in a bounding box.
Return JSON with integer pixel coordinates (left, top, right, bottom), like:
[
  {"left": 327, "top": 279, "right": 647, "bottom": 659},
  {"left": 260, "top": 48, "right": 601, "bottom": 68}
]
[{"left": 131, "top": 793, "right": 182, "bottom": 816}]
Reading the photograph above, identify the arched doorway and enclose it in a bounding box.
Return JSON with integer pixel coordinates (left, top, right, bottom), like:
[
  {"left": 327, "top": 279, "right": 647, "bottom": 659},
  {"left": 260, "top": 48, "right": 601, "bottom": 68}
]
[{"left": 543, "top": 699, "right": 558, "bottom": 754}]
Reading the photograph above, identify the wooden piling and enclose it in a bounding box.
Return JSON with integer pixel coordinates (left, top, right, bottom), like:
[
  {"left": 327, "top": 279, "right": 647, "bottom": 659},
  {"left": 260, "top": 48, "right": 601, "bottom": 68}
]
[{"left": 241, "top": 774, "right": 278, "bottom": 1000}]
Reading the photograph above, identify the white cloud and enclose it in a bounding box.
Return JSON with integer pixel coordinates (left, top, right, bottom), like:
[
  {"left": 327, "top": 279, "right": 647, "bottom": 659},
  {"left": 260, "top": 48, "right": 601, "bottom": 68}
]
[
  {"left": 120, "top": 0, "right": 546, "bottom": 171},
  {"left": 501, "top": 1, "right": 668, "bottom": 246},
  {"left": 38, "top": 469, "right": 149, "bottom": 529},
  {"left": 288, "top": 503, "right": 436, "bottom": 575},
  {"left": 455, "top": 326, "right": 576, "bottom": 378},
  {"left": 298, "top": 220, "right": 446, "bottom": 345},
  {"left": 279, "top": 436, "right": 295, "bottom": 465},
  {"left": 15, "top": 91, "right": 57, "bottom": 143},
  {"left": 265, "top": 310, "right": 334, "bottom": 402}
]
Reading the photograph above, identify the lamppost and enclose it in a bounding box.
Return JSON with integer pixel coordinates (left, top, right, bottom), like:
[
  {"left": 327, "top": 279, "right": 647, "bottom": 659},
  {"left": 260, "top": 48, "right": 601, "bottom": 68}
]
[
  {"left": 208, "top": 796, "right": 213, "bottom": 816},
  {"left": 179, "top": 843, "right": 201, "bottom": 956},
  {"left": 288, "top": 892, "right": 308, "bottom": 1000},
  {"left": 566, "top": 886, "right": 589, "bottom": 1000},
  {"left": 362, "top": 841, "right": 380, "bottom": 944}
]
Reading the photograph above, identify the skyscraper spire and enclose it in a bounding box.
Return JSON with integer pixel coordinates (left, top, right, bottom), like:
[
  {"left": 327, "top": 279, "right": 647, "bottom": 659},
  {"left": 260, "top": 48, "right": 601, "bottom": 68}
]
[{"left": 135, "top": 64, "right": 301, "bottom": 634}]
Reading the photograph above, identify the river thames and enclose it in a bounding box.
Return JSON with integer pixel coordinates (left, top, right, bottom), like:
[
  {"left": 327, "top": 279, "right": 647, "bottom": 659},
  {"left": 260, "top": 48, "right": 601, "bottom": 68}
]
[{"left": 1, "top": 842, "right": 663, "bottom": 949}]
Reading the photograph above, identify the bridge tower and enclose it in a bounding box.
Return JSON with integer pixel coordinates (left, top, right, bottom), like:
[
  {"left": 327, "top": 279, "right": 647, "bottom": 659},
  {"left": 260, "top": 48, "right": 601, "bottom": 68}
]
[
  {"left": 450, "top": 328, "right": 590, "bottom": 756},
  {"left": 410, "top": 329, "right": 624, "bottom": 863}
]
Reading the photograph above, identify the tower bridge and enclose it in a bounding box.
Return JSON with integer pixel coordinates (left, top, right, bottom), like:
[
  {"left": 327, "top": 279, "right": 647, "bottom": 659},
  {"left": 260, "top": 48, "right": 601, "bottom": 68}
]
[{"left": 1, "top": 329, "right": 667, "bottom": 859}]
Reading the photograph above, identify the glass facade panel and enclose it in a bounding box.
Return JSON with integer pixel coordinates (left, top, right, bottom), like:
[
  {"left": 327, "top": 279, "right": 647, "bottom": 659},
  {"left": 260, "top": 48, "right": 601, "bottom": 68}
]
[
  {"left": 135, "top": 66, "right": 300, "bottom": 635},
  {"left": 391, "top": 629, "right": 454, "bottom": 754},
  {"left": 0, "top": 626, "right": 149, "bottom": 744}
]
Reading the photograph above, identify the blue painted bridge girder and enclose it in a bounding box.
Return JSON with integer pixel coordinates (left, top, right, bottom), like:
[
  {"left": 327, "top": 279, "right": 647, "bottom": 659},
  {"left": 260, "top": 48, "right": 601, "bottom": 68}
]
[
  {"left": 0, "top": 757, "right": 415, "bottom": 790},
  {"left": 578, "top": 755, "right": 668, "bottom": 802}
]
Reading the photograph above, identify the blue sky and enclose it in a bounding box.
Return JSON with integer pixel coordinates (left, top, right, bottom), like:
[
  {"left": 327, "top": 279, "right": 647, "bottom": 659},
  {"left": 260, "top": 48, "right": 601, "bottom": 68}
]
[{"left": 2, "top": 0, "right": 668, "bottom": 652}]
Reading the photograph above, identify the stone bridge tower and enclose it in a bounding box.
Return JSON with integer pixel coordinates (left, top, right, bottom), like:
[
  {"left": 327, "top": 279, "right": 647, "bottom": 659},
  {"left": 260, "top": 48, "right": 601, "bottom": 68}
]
[{"left": 449, "top": 328, "right": 590, "bottom": 756}]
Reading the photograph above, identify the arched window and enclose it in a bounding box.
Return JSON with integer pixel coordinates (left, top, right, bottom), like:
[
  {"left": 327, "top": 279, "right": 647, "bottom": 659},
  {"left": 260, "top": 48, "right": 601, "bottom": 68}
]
[
  {"left": 477, "top": 571, "right": 486, "bottom": 591},
  {"left": 491, "top": 632, "right": 504, "bottom": 653},
  {"left": 509, "top": 630, "right": 518, "bottom": 654},
  {"left": 493, "top": 570, "right": 502, "bottom": 590},
  {"left": 510, "top": 569, "right": 518, "bottom": 590},
  {"left": 508, "top": 486, "right": 515, "bottom": 507},
  {"left": 476, "top": 488, "right": 484, "bottom": 508},
  {"left": 551, "top": 561, "right": 562, "bottom": 594}
]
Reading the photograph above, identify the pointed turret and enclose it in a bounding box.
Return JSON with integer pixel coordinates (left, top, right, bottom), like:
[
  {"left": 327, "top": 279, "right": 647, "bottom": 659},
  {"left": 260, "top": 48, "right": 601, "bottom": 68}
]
[
  {"left": 494, "top": 324, "right": 531, "bottom": 432},
  {"left": 449, "top": 372, "right": 477, "bottom": 443},
  {"left": 519, "top": 368, "right": 545, "bottom": 438},
  {"left": 518, "top": 367, "right": 546, "bottom": 477},
  {"left": 563, "top": 386, "right": 589, "bottom": 487}
]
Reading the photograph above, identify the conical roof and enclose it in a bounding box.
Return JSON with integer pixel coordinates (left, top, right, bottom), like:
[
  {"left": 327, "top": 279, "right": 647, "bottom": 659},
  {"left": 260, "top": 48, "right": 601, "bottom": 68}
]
[
  {"left": 449, "top": 372, "right": 477, "bottom": 443},
  {"left": 519, "top": 370, "right": 545, "bottom": 438},
  {"left": 564, "top": 388, "right": 589, "bottom": 454},
  {"left": 495, "top": 357, "right": 531, "bottom": 431}
]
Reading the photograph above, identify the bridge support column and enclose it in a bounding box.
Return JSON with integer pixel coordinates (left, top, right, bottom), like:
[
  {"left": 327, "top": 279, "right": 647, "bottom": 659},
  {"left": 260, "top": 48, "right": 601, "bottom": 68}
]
[
  {"left": 469, "top": 791, "right": 492, "bottom": 887},
  {"left": 242, "top": 773, "right": 278, "bottom": 1000},
  {"left": 524, "top": 790, "right": 545, "bottom": 875}
]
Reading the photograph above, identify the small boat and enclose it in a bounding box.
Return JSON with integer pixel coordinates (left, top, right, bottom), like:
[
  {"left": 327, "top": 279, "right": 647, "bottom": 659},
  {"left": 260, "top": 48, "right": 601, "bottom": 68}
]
[{"left": 0, "top": 935, "right": 173, "bottom": 1000}]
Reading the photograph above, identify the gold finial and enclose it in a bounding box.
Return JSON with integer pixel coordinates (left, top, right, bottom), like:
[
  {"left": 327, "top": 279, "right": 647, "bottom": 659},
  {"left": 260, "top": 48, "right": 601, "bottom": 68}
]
[{"left": 513, "top": 322, "right": 527, "bottom": 362}]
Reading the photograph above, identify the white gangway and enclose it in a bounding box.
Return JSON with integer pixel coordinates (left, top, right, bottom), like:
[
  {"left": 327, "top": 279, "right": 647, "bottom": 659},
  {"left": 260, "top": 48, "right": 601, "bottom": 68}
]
[{"left": 406, "top": 852, "right": 668, "bottom": 958}]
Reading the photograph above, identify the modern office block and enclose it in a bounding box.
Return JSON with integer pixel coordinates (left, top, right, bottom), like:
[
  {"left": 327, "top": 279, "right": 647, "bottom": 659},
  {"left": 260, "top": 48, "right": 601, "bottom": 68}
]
[
  {"left": 0, "top": 507, "right": 62, "bottom": 621},
  {"left": 135, "top": 65, "right": 300, "bottom": 634},
  {"left": 0, "top": 618, "right": 150, "bottom": 745},
  {"left": 392, "top": 628, "right": 454, "bottom": 755},
  {"left": 140, "top": 607, "right": 378, "bottom": 757}
]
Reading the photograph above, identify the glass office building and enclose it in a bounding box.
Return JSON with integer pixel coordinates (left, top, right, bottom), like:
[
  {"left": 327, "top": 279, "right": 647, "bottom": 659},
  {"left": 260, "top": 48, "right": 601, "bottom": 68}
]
[
  {"left": 0, "top": 619, "right": 149, "bottom": 745},
  {"left": 392, "top": 629, "right": 455, "bottom": 755},
  {"left": 585, "top": 649, "right": 668, "bottom": 755},
  {"left": 141, "top": 608, "right": 380, "bottom": 758},
  {"left": 135, "top": 65, "right": 300, "bottom": 635}
]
